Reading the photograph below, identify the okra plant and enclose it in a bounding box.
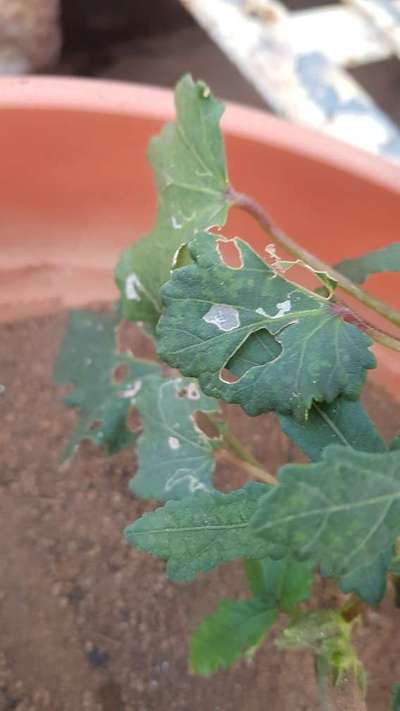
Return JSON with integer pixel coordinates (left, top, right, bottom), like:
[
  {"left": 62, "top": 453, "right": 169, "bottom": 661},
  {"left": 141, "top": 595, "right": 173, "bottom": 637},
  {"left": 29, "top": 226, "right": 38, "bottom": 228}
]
[{"left": 55, "top": 75, "right": 400, "bottom": 710}]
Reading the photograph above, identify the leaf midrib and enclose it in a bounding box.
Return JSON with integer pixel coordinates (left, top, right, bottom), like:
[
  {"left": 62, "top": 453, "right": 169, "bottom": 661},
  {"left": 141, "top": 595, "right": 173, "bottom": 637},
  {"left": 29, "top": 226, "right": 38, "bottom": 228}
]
[
  {"left": 256, "top": 488, "right": 400, "bottom": 532},
  {"left": 312, "top": 403, "right": 350, "bottom": 447},
  {"left": 163, "top": 309, "right": 331, "bottom": 358},
  {"left": 133, "top": 521, "right": 250, "bottom": 536}
]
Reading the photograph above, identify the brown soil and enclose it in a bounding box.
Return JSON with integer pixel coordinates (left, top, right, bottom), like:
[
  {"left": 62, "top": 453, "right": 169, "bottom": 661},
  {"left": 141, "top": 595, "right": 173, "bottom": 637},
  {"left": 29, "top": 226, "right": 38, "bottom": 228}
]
[{"left": 1, "top": 309, "right": 400, "bottom": 711}]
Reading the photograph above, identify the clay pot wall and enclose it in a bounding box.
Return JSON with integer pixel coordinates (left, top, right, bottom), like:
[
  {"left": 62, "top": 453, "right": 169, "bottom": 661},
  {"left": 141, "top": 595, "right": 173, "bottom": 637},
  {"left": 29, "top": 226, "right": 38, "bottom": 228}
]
[{"left": 0, "top": 77, "right": 399, "bottom": 396}]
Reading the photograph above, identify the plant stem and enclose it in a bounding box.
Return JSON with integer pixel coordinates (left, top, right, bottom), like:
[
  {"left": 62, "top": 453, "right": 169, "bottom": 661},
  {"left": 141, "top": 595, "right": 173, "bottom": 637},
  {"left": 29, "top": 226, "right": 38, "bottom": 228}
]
[
  {"left": 315, "top": 655, "right": 367, "bottom": 711},
  {"left": 315, "top": 655, "right": 335, "bottom": 711},
  {"left": 365, "top": 326, "right": 400, "bottom": 352},
  {"left": 229, "top": 188, "right": 400, "bottom": 333},
  {"left": 220, "top": 421, "right": 264, "bottom": 468},
  {"left": 206, "top": 413, "right": 276, "bottom": 485},
  {"left": 218, "top": 448, "right": 276, "bottom": 485}
]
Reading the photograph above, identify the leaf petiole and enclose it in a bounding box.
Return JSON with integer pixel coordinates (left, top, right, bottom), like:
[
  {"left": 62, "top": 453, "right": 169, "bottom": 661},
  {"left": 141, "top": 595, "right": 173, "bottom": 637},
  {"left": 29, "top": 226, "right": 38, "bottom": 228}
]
[
  {"left": 206, "top": 413, "right": 276, "bottom": 486},
  {"left": 218, "top": 448, "right": 276, "bottom": 486}
]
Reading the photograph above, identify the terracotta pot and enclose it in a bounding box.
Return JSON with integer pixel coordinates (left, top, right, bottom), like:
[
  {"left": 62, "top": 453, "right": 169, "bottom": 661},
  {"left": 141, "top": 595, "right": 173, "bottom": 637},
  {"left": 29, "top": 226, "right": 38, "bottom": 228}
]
[{"left": 0, "top": 76, "right": 399, "bottom": 396}]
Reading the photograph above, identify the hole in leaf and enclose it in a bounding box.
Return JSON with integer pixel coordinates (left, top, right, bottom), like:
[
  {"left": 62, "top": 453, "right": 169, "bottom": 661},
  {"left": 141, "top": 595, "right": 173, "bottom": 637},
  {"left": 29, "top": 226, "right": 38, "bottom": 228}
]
[
  {"left": 117, "top": 320, "right": 157, "bottom": 361},
  {"left": 192, "top": 411, "right": 220, "bottom": 439},
  {"left": 216, "top": 239, "right": 243, "bottom": 268},
  {"left": 220, "top": 368, "right": 240, "bottom": 383},
  {"left": 266, "top": 258, "right": 325, "bottom": 294},
  {"left": 224, "top": 329, "right": 282, "bottom": 380},
  {"left": 113, "top": 362, "right": 129, "bottom": 383},
  {"left": 127, "top": 408, "right": 142, "bottom": 434}
]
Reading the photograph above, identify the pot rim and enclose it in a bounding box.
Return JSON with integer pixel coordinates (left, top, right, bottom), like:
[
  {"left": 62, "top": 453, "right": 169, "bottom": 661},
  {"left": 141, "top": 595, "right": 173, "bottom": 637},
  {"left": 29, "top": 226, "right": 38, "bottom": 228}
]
[{"left": 1, "top": 75, "right": 399, "bottom": 194}]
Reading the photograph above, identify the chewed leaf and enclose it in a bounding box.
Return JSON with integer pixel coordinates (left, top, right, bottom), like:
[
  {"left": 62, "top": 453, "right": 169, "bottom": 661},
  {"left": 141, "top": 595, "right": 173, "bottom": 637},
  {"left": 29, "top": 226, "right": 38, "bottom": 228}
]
[
  {"left": 190, "top": 598, "right": 277, "bottom": 675},
  {"left": 125, "top": 482, "right": 270, "bottom": 581},
  {"left": 129, "top": 375, "right": 220, "bottom": 501},
  {"left": 157, "top": 233, "right": 375, "bottom": 421},
  {"left": 251, "top": 447, "right": 400, "bottom": 604},
  {"left": 54, "top": 310, "right": 160, "bottom": 460},
  {"left": 264, "top": 247, "right": 337, "bottom": 297},
  {"left": 115, "top": 74, "right": 230, "bottom": 329},
  {"left": 335, "top": 243, "right": 400, "bottom": 284}
]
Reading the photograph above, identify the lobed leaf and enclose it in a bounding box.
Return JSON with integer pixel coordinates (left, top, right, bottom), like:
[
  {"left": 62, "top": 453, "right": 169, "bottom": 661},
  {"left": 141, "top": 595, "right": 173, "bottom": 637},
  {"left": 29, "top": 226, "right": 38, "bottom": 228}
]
[
  {"left": 191, "top": 554, "right": 312, "bottom": 676},
  {"left": 335, "top": 243, "right": 400, "bottom": 284},
  {"left": 129, "top": 375, "right": 220, "bottom": 501},
  {"left": 190, "top": 598, "right": 276, "bottom": 675},
  {"left": 115, "top": 74, "right": 230, "bottom": 329},
  {"left": 125, "top": 483, "right": 270, "bottom": 581},
  {"left": 54, "top": 310, "right": 159, "bottom": 461},
  {"left": 251, "top": 446, "right": 400, "bottom": 604},
  {"left": 279, "top": 396, "right": 385, "bottom": 461},
  {"left": 157, "top": 232, "right": 375, "bottom": 421}
]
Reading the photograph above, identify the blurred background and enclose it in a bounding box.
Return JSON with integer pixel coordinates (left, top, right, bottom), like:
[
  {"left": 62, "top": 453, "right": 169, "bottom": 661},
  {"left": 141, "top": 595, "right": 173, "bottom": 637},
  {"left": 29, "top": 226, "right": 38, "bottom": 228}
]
[
  {"left": 1, "top": 6, "right": 400, "bottom": 711},
  {"left": 0, "top": 0, "right": 399, "bottom": 125}
]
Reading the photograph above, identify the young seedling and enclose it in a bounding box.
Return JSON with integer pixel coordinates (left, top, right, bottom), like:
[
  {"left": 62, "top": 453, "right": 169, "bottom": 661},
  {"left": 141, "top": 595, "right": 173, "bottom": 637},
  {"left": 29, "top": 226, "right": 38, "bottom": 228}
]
[{"left": 55, "top": 75, "right": 400, "bottom": 710}]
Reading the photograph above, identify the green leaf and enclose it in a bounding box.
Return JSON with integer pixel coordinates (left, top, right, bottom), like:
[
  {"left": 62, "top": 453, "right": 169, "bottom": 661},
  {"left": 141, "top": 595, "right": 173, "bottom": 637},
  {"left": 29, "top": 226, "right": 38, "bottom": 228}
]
[
  {"left": 190, "top": 598, "right": 277, "bottom": 675},
  {"left": 125, "top": 482, "right": 270, "bottom": 581},
  {"left": 231, "top": 328, "right": 384, "bottom": 460},
  {"left": 335, "top": 243, "right": 400, "bottom": 284},
  {"left": 244, "top": 556, "right": 313, "bottom": 610},
  {"left": 391, "top": 683, "right": 400, "bottom": 711},
  {"left": 54, "top": 310, "right": 160, "bottom": 460},
  {"left": 390, "top": 435, "right": 400, "bottom": 451},
  {"left": 251, "top": 446, "right": 400, "bottom": 604},
  {"left": 129, "top": 375, "right": 220, "bottom": 501},
  {"left": 157, "top": 233, "right": 375, "bottom": 421},
  {"left": 211, "top": 325, "right": 383, "bottom": 459},
  {"left": 313, "top": 270, "right": 337, "bottom": 297},
  {"left": 279, "top": 397, "right": 385, "bottom": 461},
  {"left": 115, "top": 74, "right": 230, "bottom": 329}
]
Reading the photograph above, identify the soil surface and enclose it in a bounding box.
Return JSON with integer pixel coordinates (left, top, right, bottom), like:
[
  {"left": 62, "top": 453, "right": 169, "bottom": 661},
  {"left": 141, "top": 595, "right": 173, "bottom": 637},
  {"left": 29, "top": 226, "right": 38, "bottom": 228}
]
[{"left": 1, "top": 309, "right": 400, "bottom": 711}]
